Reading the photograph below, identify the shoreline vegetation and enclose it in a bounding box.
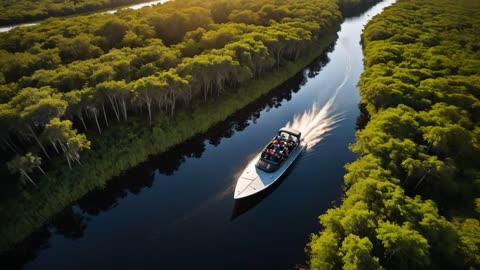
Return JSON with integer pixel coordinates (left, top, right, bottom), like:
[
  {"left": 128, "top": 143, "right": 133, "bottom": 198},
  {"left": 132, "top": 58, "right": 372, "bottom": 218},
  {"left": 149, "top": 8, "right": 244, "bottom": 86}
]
[
  {"left": 0, "top": 0, "right": 372, "bottom": 254},
  {"left": 0, "top": 0, "right": 159, "bottom": 27},
  {"left": 305, "top": 0, "right": 480, "bottom": 269}
]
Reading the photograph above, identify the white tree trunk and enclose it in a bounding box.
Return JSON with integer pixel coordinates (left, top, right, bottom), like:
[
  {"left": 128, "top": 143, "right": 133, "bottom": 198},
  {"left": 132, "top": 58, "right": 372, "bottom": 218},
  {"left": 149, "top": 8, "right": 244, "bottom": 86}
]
[
  {"left": 2, "top": 137, "right": 17, "bottom": 153},
  {"left": 147, "top": 101, "right": 152, "bottom": 124},
  {"left": 93, "top": 110, "right": 102, "bottom": 134},
  {"left": 146, "top": 91, "right": 152, "bottom": 124},
  {"left": 20, "top": 169, "right": 37, "bottom": 187},
  {"left": 170, "top": 92, "right": 176, "bottom": 116},
  {"left": 108, "top": 96, "right": 120, "bottom": 121},
  {"left": 102, "top": 103, "right": 109, "bottom": 127},
  {"left": 37, "top": 165, "right": 47, "bottom": 176},
  {"left": 65, "top": 155, "right": 72, "bottom": 170},
  {"left": 414, "top": 169, "right": 432, "bottom": 191},
  {"left": 78, "top": 113, "right": 87, "bottom": 131},
  {"left": 28, "top": 125, "right": 50, "bottom": 159},
  {"left": 49, "top": 139, "right": 59, "bottom": 153},
  {"left": 121, "top": 99, "right": 128, "bottom": 121}
]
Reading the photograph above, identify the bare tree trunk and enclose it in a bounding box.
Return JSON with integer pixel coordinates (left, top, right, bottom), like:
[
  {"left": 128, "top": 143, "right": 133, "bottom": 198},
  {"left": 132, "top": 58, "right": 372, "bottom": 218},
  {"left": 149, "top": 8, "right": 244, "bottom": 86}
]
[
  {"left": 49, "top": 139, "right": 59, "bottom": 153},
  {"left": 121, "top": 99, "right": 128, "bottom": 121},
  {"left": 164, "top": 95, "right": 168, "bottom": 112},
  {"left": 108, "top": 96, "right": 120, "bottom": 121},
  {"left": 78, "top": 113, "right": 87, "bottom": 131},
  {"left": 2, "top": 137, "right": 18, "bottom": 153},
  {"left": 65, "top": 155, "right": 72, "bottom": 170},
  {"left": 74, "top": 155, "right": 82, "bottom": 166},
  {"left": 92, "top": 110, "right": 102, "bottom": 134},
  {"left": 414, "top": 169, "right": 432, "bottom": 191},
  {"left": 102, "top": 103, "right": 109, "bottom": 127},
  {"left": 59, "top": 141, "right": 66, "bottom": 153},
  {"left": 20, "top": 169, "right": 37, "bottom": 187},
  {"left": 203, "top": 83, "right": 208, "bottom": 101},
  {"left": 8, "top": 137, "right": 18, "bottom": 151},
  {"left": 37, "top": 165, "right": 47, "bottom": 176},
  {"left": 28, "top": 125, "right": 50, "bottom": 159},
  {"left": 146, "top": 92, "right": 152, "bottom": 124},
  {"left": 60, "top": 141, "right": 72, "bottom": 169},
  {"left": 113, "top": 97, "right": 121, "bottom": 119},
  {"left": 170, "top": 92, "right": 176, "bottom": 116},
  {"left": 147, "top": 101, "right": 152, "bottom": 124}
]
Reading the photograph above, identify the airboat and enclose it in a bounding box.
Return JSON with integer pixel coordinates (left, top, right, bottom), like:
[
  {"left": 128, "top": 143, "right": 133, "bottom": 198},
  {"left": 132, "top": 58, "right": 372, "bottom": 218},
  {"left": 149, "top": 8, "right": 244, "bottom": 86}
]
[{"left": 234, "top": 128, "right": 307, "bottom": 199}]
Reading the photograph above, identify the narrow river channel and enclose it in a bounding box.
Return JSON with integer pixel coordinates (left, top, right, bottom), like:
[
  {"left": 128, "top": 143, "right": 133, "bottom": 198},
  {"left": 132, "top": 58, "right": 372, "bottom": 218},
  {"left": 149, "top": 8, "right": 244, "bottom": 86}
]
[
  {"left": 0, "top": 0, "right": 169, "bottom": 32},
  {"left": 5, "top": 0, "right": 396, "bottom": 269}
]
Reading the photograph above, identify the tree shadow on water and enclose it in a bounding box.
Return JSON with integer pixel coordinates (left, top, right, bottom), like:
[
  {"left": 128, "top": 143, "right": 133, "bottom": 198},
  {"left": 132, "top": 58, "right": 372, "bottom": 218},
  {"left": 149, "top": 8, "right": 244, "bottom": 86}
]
[{"left": 2, "top": 46, "right": 333, "bottom": 266}]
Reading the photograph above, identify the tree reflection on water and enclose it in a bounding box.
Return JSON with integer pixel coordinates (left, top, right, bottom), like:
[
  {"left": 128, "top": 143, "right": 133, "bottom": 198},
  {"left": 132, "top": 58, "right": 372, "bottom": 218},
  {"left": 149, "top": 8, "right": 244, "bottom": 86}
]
[{"left": 1, "top": 48, "right": 332, "bottom": 269}]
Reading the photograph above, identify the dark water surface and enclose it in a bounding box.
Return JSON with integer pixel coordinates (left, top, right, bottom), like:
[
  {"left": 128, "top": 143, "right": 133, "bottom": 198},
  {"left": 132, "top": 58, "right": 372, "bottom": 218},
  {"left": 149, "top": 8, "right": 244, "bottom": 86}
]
[{"left": 5, "top": 1, "right": 395, "bottom": 269}]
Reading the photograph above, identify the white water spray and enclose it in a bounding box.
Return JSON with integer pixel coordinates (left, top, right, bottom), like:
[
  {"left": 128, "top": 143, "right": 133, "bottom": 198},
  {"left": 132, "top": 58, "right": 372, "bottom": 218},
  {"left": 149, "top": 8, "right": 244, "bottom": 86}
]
[
  {"left": 285, "top": 45, "right": 351, "bottom": 151},
  {"left": 285, "top": 100, "right": 343, "bottom": 151}
]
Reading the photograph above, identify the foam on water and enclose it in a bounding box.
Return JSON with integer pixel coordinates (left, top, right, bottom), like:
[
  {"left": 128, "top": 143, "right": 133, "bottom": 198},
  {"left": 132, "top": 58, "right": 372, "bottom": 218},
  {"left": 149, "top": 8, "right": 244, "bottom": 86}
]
[{"left": 286, "top": 46, "right": 351, "bottom": 151}]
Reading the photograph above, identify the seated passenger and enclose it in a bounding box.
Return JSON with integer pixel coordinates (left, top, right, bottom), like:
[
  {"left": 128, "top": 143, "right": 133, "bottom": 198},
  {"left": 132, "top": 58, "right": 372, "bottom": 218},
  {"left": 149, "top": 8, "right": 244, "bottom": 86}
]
[
  {"left": 263, "top": 149, "right": 270, "bottom": 159},
  {"left": 264, "top": 149, "right": 274, "bottom": 161},
  {"left": 273, "top": 140, "right": 281, "bottom": 153},
  {"left": 286, "top": 140, "right": 294, "bottom": 151}
]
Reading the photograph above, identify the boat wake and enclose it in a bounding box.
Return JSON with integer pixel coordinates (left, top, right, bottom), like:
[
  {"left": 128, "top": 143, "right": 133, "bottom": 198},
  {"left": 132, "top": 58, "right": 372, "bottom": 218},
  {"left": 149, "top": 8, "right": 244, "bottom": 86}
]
[
  {"left": 285, "top": 45, "right": 351, "bottom": 151},
  {"left": 285, "top": 99, "right": 343, "bottom": 151}
]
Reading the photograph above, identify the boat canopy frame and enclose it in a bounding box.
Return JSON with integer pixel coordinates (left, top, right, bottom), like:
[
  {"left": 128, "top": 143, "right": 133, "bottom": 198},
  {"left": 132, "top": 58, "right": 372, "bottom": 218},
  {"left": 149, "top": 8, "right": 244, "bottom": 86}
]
[
  {"left": 256, "top": 127, "right": 302, "bottom": 172},
  {"left": 278, "top": 128, "right": 301, "bottom": 140}
]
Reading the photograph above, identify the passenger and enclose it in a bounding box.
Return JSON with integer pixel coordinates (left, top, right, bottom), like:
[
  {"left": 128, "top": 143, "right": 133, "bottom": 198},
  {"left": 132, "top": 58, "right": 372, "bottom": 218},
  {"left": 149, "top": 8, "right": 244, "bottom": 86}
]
[
  {"left": 270, "top": 150, "right": 276, "bottom": 161},
  {"left": 285, "top": 140, "right": 292, "bottom": 151},
  {"left": 272, "top": 140, "right": 281, "bottom": 153},
  {"left": 263, "top": 149, "right": 270, "bottom": 159}
]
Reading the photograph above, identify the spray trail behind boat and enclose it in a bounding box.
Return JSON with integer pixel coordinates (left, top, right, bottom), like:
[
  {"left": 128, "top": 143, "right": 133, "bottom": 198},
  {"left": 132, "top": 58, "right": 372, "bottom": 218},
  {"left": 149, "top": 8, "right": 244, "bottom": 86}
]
[
  {"left": 285, "top": 99, "right": 343, "bottom": 151},
  {"left": 286, "top": 45, "right": 351, "bottom": 151}
]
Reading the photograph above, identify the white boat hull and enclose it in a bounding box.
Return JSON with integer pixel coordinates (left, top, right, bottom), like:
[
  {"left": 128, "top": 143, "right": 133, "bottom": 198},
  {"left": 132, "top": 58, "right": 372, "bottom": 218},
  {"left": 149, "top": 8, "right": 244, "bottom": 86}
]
[{"left": 234, "top": 142, "right": 307, "bottom": 199}]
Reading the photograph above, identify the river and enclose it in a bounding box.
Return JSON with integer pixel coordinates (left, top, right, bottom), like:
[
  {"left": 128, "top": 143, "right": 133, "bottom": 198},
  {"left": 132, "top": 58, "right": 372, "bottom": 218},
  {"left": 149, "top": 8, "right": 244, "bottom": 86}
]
[
  {"left": 0, "top": 0, "right": 169, "bottom": 33},
  {"left": 3, "top": 0, "right": 396, "bottom": 269}
]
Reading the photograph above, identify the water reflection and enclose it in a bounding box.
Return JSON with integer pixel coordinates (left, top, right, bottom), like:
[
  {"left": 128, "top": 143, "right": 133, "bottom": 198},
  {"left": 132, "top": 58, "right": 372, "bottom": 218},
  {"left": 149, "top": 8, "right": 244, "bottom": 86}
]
[
  {"left": 355, "top": 103, "right": 370, "bottom": 130},
  {"left": 50, "top": 207, "right": 87, "bottom": 240},
  {"left": 340, "top": 0, "right": 382, "bottom": 18},
  {"left": 1, "top": 227, "right": 50, "bottom": 270}
]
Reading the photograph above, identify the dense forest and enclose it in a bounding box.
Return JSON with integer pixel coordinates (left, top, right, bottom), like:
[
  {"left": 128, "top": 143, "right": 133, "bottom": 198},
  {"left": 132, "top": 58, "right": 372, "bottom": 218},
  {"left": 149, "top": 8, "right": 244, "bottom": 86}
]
[
  {"left": 0, "top": 0, "right": 342, "bottom": 182},
  {"left": 0, "top": 0, "right": 157, "bottom": 26},
  {"left": 0, "top": 0, "right": 354, "bottom": 253},
  {"left": 305, "top": 0, "right": 480, "bottom": 269}
]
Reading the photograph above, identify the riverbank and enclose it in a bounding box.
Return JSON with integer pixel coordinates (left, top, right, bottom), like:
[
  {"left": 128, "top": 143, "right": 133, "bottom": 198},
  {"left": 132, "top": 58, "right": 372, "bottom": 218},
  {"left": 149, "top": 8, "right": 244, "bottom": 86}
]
[{"left": 0, "top": 30, "right": 338, "bottom": 254}]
